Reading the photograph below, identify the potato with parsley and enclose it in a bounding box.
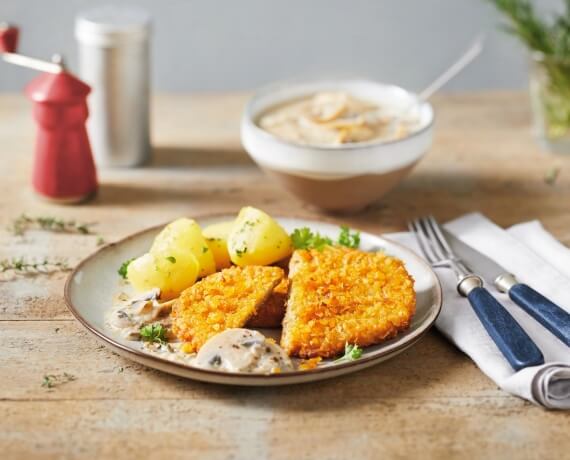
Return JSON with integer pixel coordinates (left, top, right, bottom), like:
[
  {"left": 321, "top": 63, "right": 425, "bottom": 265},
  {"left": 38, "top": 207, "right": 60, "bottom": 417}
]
[
  {"left": 203, "top": 220, "right": 234, "bottom": 270},
  {"left": 150, "top": 218, "right": 216, "bottom": 278},
  {"left": 228, "top": 207, "right": 292, "bottom": 266},
  {"left": 126, "top": 250, "right": 200, "bottom": 300}
]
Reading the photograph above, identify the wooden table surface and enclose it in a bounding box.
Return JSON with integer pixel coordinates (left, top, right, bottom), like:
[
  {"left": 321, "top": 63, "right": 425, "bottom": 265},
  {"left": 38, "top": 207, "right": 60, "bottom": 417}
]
[{"left": 1, "top": 92, "right": 569, "bottom": 460}]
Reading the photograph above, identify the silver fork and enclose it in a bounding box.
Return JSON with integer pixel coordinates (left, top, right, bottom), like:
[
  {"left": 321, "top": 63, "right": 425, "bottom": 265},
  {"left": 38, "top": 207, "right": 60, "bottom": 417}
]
[
  {"left": 409, "top": 216, "right": 544, "bottom": 371},
  {"left": 409, "top": 216, "right": 481, "bottom": 296}
]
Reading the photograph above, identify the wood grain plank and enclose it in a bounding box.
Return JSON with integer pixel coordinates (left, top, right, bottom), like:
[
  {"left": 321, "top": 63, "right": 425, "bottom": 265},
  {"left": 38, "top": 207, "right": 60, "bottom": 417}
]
[{"left": 1, "top": 398, "right": 568, "bottom": 460}]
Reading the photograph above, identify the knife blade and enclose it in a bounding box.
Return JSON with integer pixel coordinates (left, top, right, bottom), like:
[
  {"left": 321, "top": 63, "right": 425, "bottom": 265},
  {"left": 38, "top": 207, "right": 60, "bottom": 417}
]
[{"left": 443, "top": 228, "right": 570, "bottom": 347}]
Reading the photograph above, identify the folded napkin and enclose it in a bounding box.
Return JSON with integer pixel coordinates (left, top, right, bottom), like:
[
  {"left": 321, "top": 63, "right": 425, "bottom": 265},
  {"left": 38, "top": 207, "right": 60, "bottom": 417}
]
[{"left": 389, "top": 213, "right": 570, "bottom": 409}]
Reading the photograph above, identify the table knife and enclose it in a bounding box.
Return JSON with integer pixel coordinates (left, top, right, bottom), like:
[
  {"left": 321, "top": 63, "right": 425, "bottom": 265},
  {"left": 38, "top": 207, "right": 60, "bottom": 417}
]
[{"left": 443, "top": 229, "right": 570, "bottom": 347}]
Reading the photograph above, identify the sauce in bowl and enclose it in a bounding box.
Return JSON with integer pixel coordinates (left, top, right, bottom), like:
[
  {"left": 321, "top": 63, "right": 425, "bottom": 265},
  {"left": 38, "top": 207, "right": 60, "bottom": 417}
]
[{"left": 258, "top": 91, "right": 420, "bottom": 146}]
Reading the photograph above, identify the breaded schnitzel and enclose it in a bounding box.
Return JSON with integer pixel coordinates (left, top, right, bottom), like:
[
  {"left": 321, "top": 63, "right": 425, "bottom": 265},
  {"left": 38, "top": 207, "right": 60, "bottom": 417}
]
[
  {"left": 247, "top": 278, "right": 289, "bottom": 328},
  {"left": 281, "top": 247, "right": 416, "bottom": 358},
  {"left": 171, "top": 265, "right": 284, "bottom": 352}
]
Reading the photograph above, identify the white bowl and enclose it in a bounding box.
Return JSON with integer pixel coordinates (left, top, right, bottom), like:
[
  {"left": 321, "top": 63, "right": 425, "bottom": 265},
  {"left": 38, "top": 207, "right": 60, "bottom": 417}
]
[{"left": 241, "top": 78, "right": 434, "bottom": 212}]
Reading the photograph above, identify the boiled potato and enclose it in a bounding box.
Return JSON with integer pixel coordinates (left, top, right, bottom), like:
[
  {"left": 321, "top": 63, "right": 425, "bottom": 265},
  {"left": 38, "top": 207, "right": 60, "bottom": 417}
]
[
  {"left": 228, "top": 207, "right": 292, "bottom": 266},
  {"left": 150, "top": 218, "right": 216, "bottom": 278},
  {"left": 127, "top": 250, "right": 200, "bottom": 300},
  {"left": 203, "top": 220, "right": 234, "bottom": 270}
]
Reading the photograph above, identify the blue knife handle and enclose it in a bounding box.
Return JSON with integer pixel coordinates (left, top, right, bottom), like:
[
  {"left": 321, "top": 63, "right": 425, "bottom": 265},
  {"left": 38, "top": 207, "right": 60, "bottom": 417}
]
[
  {"left": 467, "top": 287, "right": 545, "bottom": 371},
  {"left": 509, "top": 283, "right": 570, "bottom": 347}
]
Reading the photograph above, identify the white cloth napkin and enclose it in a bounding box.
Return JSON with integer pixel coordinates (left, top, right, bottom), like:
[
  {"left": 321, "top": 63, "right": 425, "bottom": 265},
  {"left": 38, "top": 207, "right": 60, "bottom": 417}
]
[{"left": 388, "top": 213, "right": 570, "bottom": 409}]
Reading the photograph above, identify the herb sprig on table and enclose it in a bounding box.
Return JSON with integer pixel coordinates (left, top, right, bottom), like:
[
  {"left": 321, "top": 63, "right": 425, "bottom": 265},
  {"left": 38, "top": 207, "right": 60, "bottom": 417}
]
[
  {"left": 544, "top": 165, "right": 561, "bottom": 185},
  {"left": 0, "top": 257, "right": 70, "bottom": 275},
  {"left": 9, "top": 214, "right": 95, "bottom": 236},
  {"left": 41, "top": 372, "right": 77, "bottom": 389},
  {"left": 9, "top": 214, "right": 106, "bottom": 246}
]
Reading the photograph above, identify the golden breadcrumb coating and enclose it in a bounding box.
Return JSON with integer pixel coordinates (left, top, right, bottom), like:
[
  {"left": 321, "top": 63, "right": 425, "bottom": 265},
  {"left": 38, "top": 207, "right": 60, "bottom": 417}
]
[
  {"left": 247, "top": 277, "right": 289, "bottom": 328},
  {"left": 171, "top": 265, "right": 284, "bottom": 352},
  {"left": 281, "top": 247, "right": 416, "bottom": 358},
  {"left": 298, "top": 357, "right": 322, "bottom": 371}
]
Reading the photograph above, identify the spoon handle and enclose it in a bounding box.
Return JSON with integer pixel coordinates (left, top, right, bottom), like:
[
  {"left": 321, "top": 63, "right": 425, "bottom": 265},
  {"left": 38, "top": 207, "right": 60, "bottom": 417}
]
[{"left": 418, "top": 35, "right": 484, "bottom": 101}]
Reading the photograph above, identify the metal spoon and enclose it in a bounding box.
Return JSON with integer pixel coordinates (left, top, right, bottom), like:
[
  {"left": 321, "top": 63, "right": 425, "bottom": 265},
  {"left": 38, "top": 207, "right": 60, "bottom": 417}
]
[{"left": 382, "top": 34, "right": 485, "bottom": 133}]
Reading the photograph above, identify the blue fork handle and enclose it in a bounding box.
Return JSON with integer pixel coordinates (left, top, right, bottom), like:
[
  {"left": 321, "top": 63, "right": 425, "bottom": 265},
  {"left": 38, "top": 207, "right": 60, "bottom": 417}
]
[
  {"left": 508, "top": 283, "right": 570, "bottom": 347},
  {"left": 467, "top": 287, "right": 545, "bottom": 371}
]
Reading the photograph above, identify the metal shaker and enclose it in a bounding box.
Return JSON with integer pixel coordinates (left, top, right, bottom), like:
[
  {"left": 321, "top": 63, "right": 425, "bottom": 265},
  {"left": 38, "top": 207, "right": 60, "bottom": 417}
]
[{"left": 75, "top": 5, "right": 151, "bottom": 167}]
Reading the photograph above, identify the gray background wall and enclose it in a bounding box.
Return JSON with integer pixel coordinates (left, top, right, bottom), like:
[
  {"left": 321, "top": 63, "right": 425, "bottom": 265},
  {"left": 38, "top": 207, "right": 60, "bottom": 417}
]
[{"left": 0, "top": 0, "right": 564, "bottom": 92}]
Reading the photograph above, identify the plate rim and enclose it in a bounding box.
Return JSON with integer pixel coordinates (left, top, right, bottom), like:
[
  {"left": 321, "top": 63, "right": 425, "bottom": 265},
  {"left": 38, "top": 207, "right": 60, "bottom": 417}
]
[{"left": 63, "top": 212, "right": 443, "bottom": 381}]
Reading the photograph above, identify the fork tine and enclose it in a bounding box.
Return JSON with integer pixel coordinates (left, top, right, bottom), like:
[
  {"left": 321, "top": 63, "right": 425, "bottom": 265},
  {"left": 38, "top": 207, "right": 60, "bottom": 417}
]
[
  {"left": 408, "top": 219, "right": 437, "bottom": 264},
  {"left": 427, "top": 215, "right": 472, "bottom": 273},
  {"left": 427, "top": 216, "right": 454, "bottom": 258},
  {"left": 413, "top": 216, "right": 472, "bottom": 276},
  {"left": 408, "top": 221, "right": 424, "bottom": 256},
  {"left": 419, "top": 217, "right": 448, "bottom": 261}
]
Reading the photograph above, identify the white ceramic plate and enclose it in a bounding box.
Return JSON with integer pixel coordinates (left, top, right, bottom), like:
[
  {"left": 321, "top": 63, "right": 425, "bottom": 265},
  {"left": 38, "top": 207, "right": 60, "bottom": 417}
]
[{"left": 65, "top": 215, "right": 442, "bottom": 386}]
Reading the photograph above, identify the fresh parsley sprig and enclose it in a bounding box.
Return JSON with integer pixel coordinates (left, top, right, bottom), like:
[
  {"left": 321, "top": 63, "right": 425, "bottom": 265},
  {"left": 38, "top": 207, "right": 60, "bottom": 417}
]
[
  {"left": 338, "top": 225, "right": 360, "bottom": 249},
  {"left": 140, "top": 323, "right": 168, "bottom": 345},
  {"left": 291, "top": 226, "right": 361, "bottom": 251},
  {"left": 291, "top": 227, "right": 333, "bottom": 251},
  {"left": 334, "top": 343, "right": 363, "bottom": 363},
  {"left": 118, "top": 258, "right": 134, "bottom": 279}
]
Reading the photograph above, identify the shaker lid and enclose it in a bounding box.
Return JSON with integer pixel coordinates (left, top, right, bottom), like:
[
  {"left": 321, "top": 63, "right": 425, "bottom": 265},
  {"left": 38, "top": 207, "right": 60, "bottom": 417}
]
[
  {"left": 25, "top": 71, "right": 91, "bottom": 103},
  {"left": 75, "top": 5, "right": 151, "bottom": 46}
]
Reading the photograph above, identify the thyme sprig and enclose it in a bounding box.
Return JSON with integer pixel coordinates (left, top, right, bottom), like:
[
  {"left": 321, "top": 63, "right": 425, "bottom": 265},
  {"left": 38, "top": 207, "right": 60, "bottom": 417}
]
[
  {"left": 9, "top": 214, "right": 96, "bottom": 236},
  {"left": 0, "top": 257, "right": 70, "bottom": 274},
  {"left": 41, "top": 372, "right": 77, "bottom": 389}
]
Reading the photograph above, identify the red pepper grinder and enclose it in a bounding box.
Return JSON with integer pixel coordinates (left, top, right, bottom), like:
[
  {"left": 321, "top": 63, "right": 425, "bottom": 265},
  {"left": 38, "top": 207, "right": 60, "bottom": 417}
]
[{"left": 1, "top": 24, "right": 97, "bottom": 204}]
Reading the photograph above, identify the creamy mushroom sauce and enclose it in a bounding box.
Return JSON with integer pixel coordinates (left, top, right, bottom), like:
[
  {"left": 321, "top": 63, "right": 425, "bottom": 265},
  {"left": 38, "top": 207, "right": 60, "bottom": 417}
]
[
  {"left": 258, "top": 91, "right": 421, "bottom": 146},
  {"left": 107, "top": 288, "right": 173, "bottom": 341},
  {"left": 106, "top": 291, "right": 295, "bottom": 374},
  {"left": 195, "top": 329, "right": 293, "bottom": 373}
]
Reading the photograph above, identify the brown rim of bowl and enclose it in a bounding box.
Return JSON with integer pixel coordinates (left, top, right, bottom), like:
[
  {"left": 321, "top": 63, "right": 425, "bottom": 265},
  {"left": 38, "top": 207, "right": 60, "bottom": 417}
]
[
  {"left": 63, "top": 212, "right": 443, "bottom": 381},
  {"left": 242, "top": 78, "right": 436, "bottom": 152}
]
